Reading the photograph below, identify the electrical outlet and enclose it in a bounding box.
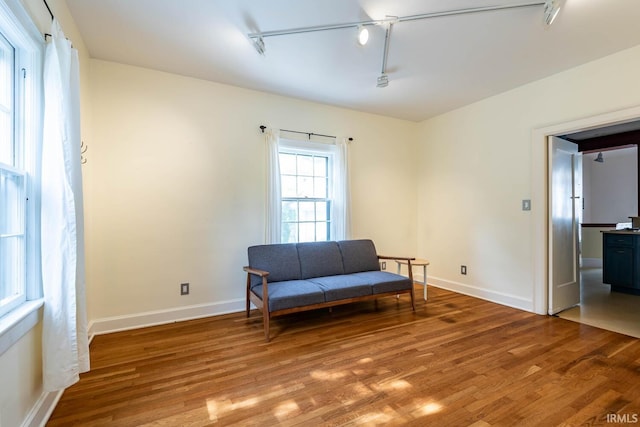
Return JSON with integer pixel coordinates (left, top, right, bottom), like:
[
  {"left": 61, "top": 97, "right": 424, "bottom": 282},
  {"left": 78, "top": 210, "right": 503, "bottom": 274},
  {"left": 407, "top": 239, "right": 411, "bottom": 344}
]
[
  {"left": 381, "top": 261, "right": 387, "bottom": 270},
  {"left": 461, "top": 265, "right": 467, "bottom": 275},
  {"left": 180, "top": 283, "right": 189, "bottom": 295}
]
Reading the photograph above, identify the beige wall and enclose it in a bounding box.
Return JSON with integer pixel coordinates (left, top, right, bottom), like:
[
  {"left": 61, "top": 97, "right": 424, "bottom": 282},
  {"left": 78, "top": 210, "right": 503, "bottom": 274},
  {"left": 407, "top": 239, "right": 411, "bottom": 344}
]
[
  {"left": 417, "top": 44, "right": 640, "bottom": 311},
  {"left": 85, "top": 60, "right": 418, "bottom": 322}
]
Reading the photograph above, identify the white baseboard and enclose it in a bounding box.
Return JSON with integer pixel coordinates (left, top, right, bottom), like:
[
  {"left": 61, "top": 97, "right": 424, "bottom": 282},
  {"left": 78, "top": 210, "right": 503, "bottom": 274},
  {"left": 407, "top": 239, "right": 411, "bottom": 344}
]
[
  {"left": 88, "top": 299, "right": 246, "bottom": 337},
  {"left": 581, "top": 258, "right": 603, "bottom": 268},
  {"left": 427, "top": 276, "right": 534, "bottom": 312},
  {"left": 21, "top": 389, "right": 63, "bottom": 427}
]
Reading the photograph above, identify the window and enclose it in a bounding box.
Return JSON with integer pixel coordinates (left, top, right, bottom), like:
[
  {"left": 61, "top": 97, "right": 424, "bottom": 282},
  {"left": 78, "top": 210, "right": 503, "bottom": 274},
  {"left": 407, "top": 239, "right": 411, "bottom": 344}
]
[
  {"left": 280, "top": 149, "right": 332, "bottom": 243},
  {"left": 0, "top": 0, "right": 42, "bottom": 321}
]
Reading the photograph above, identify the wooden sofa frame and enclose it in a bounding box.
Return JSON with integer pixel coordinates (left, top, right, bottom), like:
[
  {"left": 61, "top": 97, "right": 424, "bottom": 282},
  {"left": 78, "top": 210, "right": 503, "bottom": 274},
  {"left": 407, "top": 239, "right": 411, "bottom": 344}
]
[{"left": 244, "top": 255, "right": 415, "bottom": 342}]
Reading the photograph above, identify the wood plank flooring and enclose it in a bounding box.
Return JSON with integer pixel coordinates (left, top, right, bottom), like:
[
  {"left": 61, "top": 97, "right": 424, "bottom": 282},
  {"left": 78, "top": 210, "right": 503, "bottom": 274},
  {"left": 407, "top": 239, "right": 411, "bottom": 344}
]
[{"left": 47, "top": 286, "right": 640, "bottom": 426}]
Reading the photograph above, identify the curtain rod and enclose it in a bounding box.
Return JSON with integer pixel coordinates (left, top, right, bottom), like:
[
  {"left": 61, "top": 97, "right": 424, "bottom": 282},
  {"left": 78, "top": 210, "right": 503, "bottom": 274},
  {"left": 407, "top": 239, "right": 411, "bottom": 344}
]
[
  {"left": 259, "top": 125, "right": 353, "bottom": 141},
  {"left": 42, "top": 0, "right": 54, "bottom": 21}
]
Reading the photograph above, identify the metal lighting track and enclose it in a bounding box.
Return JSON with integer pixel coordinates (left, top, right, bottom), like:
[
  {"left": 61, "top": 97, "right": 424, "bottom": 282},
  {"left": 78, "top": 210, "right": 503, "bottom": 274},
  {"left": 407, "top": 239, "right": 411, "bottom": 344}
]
[{"left": 247, "top": 1, "right": 551, "bottom": 87}]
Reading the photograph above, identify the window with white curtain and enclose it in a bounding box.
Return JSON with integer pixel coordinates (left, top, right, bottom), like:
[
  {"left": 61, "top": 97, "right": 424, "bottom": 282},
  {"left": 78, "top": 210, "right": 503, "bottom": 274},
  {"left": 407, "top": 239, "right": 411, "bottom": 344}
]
[
  {"left": 280, "top": 147, "right": 332, "bottom": 242},
  {"left": 277, "top": 137, "right": 350, "bottom": 243},
  {"left": 0, "top": 0, "right": 42, "bottom": 321}
]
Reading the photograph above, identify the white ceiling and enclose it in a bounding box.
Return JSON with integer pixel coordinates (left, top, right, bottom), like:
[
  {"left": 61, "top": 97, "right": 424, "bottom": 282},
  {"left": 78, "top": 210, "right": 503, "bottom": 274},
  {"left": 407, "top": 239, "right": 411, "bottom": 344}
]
[{"left": 65, "top": 0, "right": 640, "bottom": 122}]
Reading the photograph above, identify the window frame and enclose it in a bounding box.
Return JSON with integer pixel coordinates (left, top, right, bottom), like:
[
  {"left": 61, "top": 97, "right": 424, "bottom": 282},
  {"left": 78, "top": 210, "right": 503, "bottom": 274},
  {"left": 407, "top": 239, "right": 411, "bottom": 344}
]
[
  {"left": 279, "top": 138, "right": 337, "bottom": 243},
  {"left": 0, "top": 0, "right": 44, "bottom": 339}
]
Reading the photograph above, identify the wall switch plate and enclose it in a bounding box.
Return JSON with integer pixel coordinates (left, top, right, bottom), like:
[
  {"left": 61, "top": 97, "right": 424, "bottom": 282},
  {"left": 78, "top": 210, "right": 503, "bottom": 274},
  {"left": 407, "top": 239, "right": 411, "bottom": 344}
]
[
  {"left": 181, "top": 283, "right": 189, "bottom": 295},
  {"left": 461, "top": 265, "right": 467, "bottom": 275},
  {"left": 381, "top": 261, "right": 386, "bottom": 270},
  {"left": 522, "top": 199, "right": 531, "bottom": 211}
]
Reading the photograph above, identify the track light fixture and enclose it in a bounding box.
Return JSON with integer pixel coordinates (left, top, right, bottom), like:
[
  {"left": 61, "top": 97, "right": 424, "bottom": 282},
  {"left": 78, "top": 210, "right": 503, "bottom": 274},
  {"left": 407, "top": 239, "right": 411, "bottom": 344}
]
[
  {"left": 544, "top": 0, "right": 561, "bottom": 25},
  {"left": 357, "top": 26, "right": 369, "bottom": 46},
  {"left": 248, "top": 1, "right": 561, "bottom": 87},
  {"left": 594, "top": 152, "right": 604, "bottom": 163},
  {"left": 377, "top": 74, "right": 389, "bottom": 88},
  {"left": 252, "top": 36, "right": 265, "bottom": 55}
]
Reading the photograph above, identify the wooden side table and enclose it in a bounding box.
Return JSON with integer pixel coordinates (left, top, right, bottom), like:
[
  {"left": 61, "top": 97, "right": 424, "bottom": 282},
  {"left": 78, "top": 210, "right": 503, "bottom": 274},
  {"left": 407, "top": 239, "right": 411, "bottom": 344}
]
[{"left": 396, "top": 258, "right": 430, "bottom": 300}]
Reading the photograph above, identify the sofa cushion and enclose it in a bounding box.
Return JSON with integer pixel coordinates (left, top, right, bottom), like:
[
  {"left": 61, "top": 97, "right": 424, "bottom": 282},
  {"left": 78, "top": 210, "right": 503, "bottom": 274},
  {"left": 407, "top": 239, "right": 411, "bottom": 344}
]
[
  {"left": 297, "top": 241, "right": 345, "bottom": 279},
  {"left": 247, "top": 244, "right": 301, "bottom": 287},
  {"left": 308, "top": 274, "right": 372, "bottom": 302},
  {"left": 350, "top": 271, "right": 412, "bottom": 294},
  {"left": 252, "top": 280, "right": 325, "bottom": 312},
  {"left": 338, "top": 239, "right": 381, "bottom": 274}
]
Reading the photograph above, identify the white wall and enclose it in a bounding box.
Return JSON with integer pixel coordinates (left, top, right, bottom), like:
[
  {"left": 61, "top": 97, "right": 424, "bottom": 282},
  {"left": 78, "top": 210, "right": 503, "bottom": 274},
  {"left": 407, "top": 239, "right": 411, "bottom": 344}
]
[
  {"left": 582, "top": 147, "right": 638, "bottom": 223},
  {"left": 85, "top": 60, "right": 419, "bottom": 327},
  {"left": 417, "top": 44, "right": 640, "bottom": 311}
]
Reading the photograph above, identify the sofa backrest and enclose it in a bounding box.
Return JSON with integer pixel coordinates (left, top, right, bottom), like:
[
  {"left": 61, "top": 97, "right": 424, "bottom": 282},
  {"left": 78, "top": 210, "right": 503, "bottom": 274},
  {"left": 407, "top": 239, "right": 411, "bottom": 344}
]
[
  {"left": 297, "top": 241, "right": 345, "bottom": 279},
  {"left": 337, "top": 239, "right": 381, "bottom": 273},
  {"left": 247, "top": 239, "right": 381, "bottom": 285},
  {"left": 247, "top": 243, "right": 301, "bottom": 286}
]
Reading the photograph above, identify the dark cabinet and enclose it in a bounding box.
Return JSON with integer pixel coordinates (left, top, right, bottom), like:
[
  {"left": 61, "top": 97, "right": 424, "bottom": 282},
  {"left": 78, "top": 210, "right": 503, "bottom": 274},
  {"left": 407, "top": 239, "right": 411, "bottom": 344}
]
[{"left": 603, "top": 232, "right": 640, "bottom": 294}]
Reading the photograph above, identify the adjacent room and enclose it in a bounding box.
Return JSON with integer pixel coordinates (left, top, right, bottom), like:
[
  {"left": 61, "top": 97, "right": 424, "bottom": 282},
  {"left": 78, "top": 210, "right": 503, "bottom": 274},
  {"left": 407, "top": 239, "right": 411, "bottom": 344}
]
[{"left": 1, "top": 0, "right": 640, "bottom": 425}]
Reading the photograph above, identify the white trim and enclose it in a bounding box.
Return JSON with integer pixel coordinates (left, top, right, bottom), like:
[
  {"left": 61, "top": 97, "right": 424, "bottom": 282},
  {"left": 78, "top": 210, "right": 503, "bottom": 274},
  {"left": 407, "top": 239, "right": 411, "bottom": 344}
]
[
  {"left": 88, "top": 299, "right": 246, "bottom": 337},
  {"left": 0, "top": 298, "right": 42, "bottom": 356},
  {"left": 531, "top": 105, "right": 640, "bottom": 315},
  {"left": 20, "top": 389, "right": 64, "bottom": 427},
  {"left": 428, "top": 277, "right": 533, "bottom": 312}
]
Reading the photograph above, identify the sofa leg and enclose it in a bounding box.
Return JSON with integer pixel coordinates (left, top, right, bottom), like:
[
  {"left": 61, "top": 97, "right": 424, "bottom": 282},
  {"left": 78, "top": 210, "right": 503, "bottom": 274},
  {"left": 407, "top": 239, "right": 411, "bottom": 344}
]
[{"left": 263, "top": 310, "right": 270, "bottom": 342}]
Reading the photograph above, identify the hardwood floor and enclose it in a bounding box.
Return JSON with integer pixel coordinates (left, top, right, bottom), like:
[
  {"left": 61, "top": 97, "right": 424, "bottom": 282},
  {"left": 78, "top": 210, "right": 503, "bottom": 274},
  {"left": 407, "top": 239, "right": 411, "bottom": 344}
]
[{"left": 47, "top": 286, "right": 640, "bottom": 426}]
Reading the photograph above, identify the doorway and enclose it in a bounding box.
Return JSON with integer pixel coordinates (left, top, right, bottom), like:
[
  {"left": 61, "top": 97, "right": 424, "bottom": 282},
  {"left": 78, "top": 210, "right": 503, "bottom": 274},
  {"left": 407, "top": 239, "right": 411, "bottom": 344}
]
[
  {"left": 531, "top": 106, "right": 640, "bottom": 316},
  {"left": 541, "top": 115, "right": 640, "bottom": 337}
]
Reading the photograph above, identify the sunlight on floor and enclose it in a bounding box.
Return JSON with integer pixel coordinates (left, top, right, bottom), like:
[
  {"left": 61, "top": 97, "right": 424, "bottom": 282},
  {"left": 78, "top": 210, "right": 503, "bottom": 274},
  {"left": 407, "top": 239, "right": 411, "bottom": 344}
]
[
  {"left": 274, "top": 399, "right": 301, "bottom": 420},
  {"left": 411, "top": 398, "right": 444, "bottom": 416},
  {"left": 310, "top": 369, "right": 347, "bottom": 380}
]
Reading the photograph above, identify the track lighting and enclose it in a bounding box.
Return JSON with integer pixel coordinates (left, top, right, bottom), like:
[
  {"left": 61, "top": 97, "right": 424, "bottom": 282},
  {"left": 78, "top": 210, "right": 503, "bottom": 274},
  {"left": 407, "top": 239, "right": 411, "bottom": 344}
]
[
  {"left": 544, "top": 0, "right": 561, "bottom": 25},
  {"left": 252, "top": 36, "right": 265, "bottom": 55},
  {"left": 248, "top": 1, "right": 562, "bottom": 86},
  {"left": 594, "top": 152, "right": 604, "bottom": 163},
  {"left": 357, "top": 26, "right": 369, "bottom": 46}
]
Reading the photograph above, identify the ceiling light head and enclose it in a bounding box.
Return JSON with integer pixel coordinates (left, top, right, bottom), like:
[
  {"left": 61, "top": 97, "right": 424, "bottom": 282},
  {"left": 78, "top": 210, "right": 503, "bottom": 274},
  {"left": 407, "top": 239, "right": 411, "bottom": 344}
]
[
  {"left": 252, "top": 36, "right": 265, "bottom": 55},
  {"left": 594, "top": 152, "right": 604, "bottom": 163},
  {"left": 544, "top": 0, "right": 561, "bottom": 25},
  {"left": 377, "top": 74, "right": 389, "bottom": 88},
  {"left": 357, "top": 26, "right": 369, "bottom": 46}
]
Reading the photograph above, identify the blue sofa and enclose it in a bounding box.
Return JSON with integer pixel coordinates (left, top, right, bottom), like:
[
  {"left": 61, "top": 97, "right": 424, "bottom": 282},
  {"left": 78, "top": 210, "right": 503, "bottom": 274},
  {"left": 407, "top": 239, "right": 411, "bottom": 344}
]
[{"left": 244, "top": 239, "right": 415, "bottom": 341}]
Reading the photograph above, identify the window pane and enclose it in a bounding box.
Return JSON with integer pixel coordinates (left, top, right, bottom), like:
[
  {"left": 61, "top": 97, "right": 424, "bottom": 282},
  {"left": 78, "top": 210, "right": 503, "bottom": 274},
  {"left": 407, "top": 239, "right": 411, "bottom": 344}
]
[
  {"left": 0, "top": 170, "right": 24, "bottom": 234},
  {"left": 0, "top": 32, "right": 13, "bottom": 166},
  {"left": 314, "top": 177, "right": 327, "bottom": 198},
  {"left": 297, "top": 155, "right": 313, "bottom": 176},
  {"left": 314, "top": 157, "right": 327, "bottom": 177},
  {"left": 315, "top": 202, "right": 327, "bottom": 221},
  {"left": 281, "top": 175, "right": 296, "bottom": 198},
  {"left": 282, "top": 201, "right": 298, "bottom": 222},
  {"left": 281, "top": 223, "right": 298, "bottom": 243},
  {"left": 279, "top": 153, "right": 296, "bottom": 175},
  {"left": 316, "top": 222, "right": 328, "bottom": 241},
  {"left": 299, "top": 201, "right": 315, "bottom": 222},
  {"left": 0, "top": 236, "right": 23, "bottom": 301},
  {"left": 299, "top": 223, "right": 315, "bottom": 242},
  {"left": 297, "top": 176, "right": 313, "bottom": 197}
]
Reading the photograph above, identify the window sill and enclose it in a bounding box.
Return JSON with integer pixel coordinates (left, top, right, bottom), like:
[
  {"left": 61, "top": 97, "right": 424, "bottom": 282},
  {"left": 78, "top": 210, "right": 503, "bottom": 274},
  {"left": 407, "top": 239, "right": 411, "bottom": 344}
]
[{"left": 0, "top": 299, "right": 44, "bottom": 357}]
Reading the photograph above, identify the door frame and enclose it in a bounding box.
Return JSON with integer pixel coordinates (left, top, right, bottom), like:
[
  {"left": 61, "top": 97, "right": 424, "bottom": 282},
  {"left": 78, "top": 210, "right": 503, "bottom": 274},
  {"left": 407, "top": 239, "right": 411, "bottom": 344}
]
[{"left": 531, "top": 105, "right": 640, "bottom": 315}]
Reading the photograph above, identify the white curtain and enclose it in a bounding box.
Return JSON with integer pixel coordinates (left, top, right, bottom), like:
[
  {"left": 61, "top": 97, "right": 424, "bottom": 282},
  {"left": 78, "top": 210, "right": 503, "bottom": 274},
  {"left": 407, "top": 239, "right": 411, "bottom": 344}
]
[
  {"left": 331, "top": 138, "right": 351, "bottom": 240},
  {"left": 41, "top": 19, "right": 89, "bottom": 392},
  {"left": 265, "top": 128, "right": 281, "bottom": 244}
]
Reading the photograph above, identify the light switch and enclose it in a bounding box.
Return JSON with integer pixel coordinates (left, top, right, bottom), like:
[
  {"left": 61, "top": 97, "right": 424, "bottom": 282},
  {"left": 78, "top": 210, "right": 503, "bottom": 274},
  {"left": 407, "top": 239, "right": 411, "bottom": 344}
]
[{"left": 522, "top": 199, "right": 531, "bottom": 211}]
